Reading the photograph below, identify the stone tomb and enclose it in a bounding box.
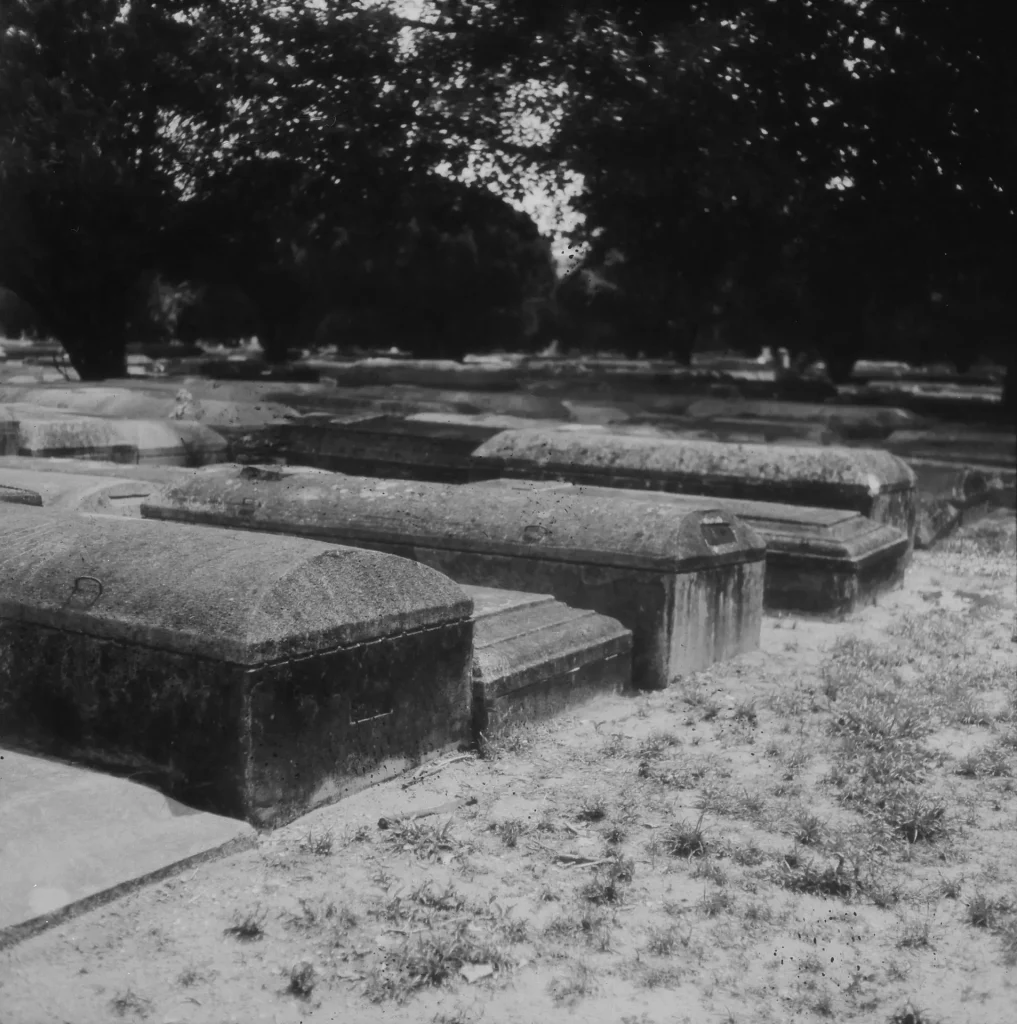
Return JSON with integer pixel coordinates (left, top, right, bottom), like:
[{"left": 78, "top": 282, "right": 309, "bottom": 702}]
[
  {"left": 467, "top": 586, "right": 632, "bottom": 738},
  {"left": 0, "top": 466, "right": 158, "bottom": 515},
  {"left": 0, "top": 508, "right": 474, "bottom": 827},
  {"left": 0, "top": 455, "right": 201, "bottom": 486},
  {"left": 623, "top": 413, "right": 840, "bottom": 446},
  {"left": 274, "top": 413, "right": 507, "bottom": 483},
  {"left": 0, "top": 385, "right": 298, "bottom": 434},
  {"left": 471, "top": 427, "right": 919, "bottom": 549},
  {"left": 318, "top": 357, "right": 522, "bottom": 391},
  {"left": 905, "top": 460, "right": 1015, "bottom": 548},
  {"left": 141, "top": 464, "right": 766, "bottom": 689},
  {"left": 679, "top": 397, "right": 920, "bottom": 441},
  {"left": 1, "top": 404, "right": 227, "bottom": 465},
  {"left": 0, "top": 470, "right": 633, "bottom": 738},
  {"left": 882, "top": 427, "right": 1016, "bottom": 472},
  {"left": 474, "top": 480, "right": 909, "bottom": 616}
]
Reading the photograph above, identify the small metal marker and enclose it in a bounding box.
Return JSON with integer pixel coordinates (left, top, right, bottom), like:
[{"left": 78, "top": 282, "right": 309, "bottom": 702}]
[{"left": 700, "top": 513, "right": 737, "bottom": 547}]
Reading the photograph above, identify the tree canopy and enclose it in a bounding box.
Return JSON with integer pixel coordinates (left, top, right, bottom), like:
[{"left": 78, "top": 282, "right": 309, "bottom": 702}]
[{"left": 1, "top": 0, "right": 1012, "bottom": 401}]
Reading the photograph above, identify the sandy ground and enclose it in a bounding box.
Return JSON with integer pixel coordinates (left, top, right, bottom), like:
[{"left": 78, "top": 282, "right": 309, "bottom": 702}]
[{"left": 1, "top": 511, "right": 1014, "bottom": 1024}]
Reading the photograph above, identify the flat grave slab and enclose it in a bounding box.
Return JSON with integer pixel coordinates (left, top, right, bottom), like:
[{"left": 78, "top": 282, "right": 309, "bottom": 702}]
[
  {"left": 465, "top": 586, "right": 632, "bottom": 738},
  {"left": 474, "top": 479, "right": 909, "bottom": 616},
  {"left": 0, "top": 507, "right": 474, "bottom": 828},
  {"left": 141, "top": 464, "right": 766, "bottom": 690},
  {"left": 0, "top": 747, "right": 255, "bottom": 950},
  {"left": 471, "top": 427, "right": 919, "bottom": 549}
]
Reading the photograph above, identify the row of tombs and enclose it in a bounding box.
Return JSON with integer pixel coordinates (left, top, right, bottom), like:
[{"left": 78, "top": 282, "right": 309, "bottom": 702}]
[{"left": 0, "top": 413, "right": 934, "bottom": 833}]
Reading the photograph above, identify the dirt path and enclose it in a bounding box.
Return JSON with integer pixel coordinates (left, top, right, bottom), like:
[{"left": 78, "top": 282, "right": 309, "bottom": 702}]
[{"left": 1, "top": 512, "right": 1015, "bottom": 1024}]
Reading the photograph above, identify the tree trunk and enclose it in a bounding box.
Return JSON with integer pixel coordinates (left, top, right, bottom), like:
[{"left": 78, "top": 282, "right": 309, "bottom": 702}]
[
  {"left": 824, "top": 352, "right": 857, "bottom": 386},
  {"left": 62, "top": 331, "right": 128, "bottom": 380}
]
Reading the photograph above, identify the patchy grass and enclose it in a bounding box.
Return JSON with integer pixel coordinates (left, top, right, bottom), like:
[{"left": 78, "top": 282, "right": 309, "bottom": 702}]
[
  {"left": 658, "top": 812, "right": 708, "bottom": 858},
  {"left": 382, "top": 818, "right": 469, "bottom": 863},
  {"left": 299, "top": 827, "right": 335, "bottom": 856},
  {"left": 547, "top": 960, "right": 596, "bottom": 1006},
  {"left": 109, "top": 989, "right": 153, "bottom": 1019},
  {"left": 575, "top": 793, "right": 609, "bottom": 822},
  {"left": 3, "top": 514, "right": 1014, "bottom": 1023},
  {"left": 364, "top": 920, "right": 512, "bottom": 1003},
  {"left": 777, "top": 850, "right": 856, "bottom": 899}
]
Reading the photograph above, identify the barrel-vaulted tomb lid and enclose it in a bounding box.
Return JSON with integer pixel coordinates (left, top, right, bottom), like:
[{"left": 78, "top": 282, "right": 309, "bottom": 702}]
[
  {"left": 471, "top": 428, "right": 917, "bottom": 495},
  {"left": 142, "top": 464, "right": 766, "bottom": 574},
  {"left": 0, "top": 508, "right": 472, "bottom": 665}
]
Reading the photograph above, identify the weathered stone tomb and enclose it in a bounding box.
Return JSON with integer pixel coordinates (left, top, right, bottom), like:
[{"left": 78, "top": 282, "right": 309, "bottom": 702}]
[
  {"left": 273, "top": 414, "right": 508, "bottom": 483},
  {"left": 470, "top": 427, "right": 919, "bottom": 548},
  {"left": 1, "top": 406, "right": 227, "bottom": 465},
  {"left": 0, "top": 467, "right": 157, "bottom": 515},
  {"left": 141, "top": 464, "right": 766, "bottom": 689},
  {"left": 474, "top": 480, "right": 909, "bottom": 616},
  {"left": 0, "top": 507, "right": 474, "bottom": 827}
]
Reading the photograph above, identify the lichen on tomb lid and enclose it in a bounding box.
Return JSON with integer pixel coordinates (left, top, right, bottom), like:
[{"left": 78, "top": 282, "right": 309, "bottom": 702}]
[{"left": 0, "top": 509, "right": 472, "bottom": 665}]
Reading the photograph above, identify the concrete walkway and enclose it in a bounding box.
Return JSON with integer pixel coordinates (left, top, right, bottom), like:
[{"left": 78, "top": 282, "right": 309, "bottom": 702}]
[{"left": 0, "top": 747, "right": 255, "bottom": 950}]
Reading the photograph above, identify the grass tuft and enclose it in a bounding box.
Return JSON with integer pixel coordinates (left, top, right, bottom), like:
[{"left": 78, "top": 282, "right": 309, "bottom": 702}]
[{"left": 660, "top": 812, "right": 708, "bottom": 858}]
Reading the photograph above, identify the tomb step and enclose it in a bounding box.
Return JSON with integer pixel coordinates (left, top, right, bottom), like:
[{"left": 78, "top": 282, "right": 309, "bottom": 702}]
[
  {"left": 464, "top": 585, "right": 632, "bottom": 738},
  {"left": 0, "top": 747, "right": 255, "bottom": 952}
]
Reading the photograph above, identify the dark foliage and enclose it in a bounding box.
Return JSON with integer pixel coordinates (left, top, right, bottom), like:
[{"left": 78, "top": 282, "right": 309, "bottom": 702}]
[{"left": 1, "top": 0, "right": 1012, "bottom": 408}]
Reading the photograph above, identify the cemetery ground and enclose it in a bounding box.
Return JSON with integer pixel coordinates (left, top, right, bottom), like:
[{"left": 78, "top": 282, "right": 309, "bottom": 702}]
[{"left": 0, "top": 511, "right": 1014, "bottom": 1024}]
